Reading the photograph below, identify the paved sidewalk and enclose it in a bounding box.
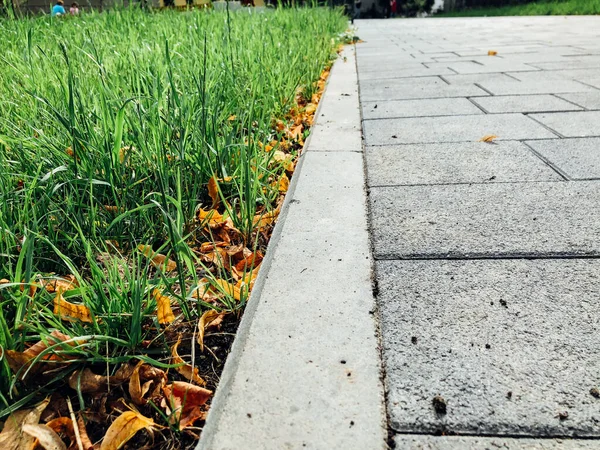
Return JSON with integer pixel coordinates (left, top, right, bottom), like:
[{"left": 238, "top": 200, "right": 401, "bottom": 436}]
[{"left": 357, "top": 17, "right": 600, "bottom": 446}]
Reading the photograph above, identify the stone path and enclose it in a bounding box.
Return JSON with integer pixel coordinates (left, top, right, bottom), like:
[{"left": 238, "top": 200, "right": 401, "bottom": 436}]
[{"left": 356, "top": 17, "right": 600, "bottom": 446}]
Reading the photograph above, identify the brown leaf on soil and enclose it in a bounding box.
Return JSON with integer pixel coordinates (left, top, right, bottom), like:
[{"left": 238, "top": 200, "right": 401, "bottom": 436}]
[
  {"left": 234, "top": 251, "right": 263, "bottom": 272},
  {"left": 53, "top": 290, "right": 93, "bottom": 323},
  {"left": 207, "top": 175, "right": 220, "bottom": 210},
  {"left": 171, "top": 338, "right": 205, "bottom": 385},
  {"left": 0, "top": 398, "right": 49, "bottom": 450},
  {"left": 488, "top": 50, "right": 498, "bottom": 56},
  {"left": 77, "top": 415, "right": 95, "bottom": 450},
  {"left": 152, "top": 289, "right": 175, "bottom": 325},
  {"left": 197, "top": 309, "right": 225, "bottom": 351},
  {"left": 68, "top": 368, "right": 108, "bottom": 394},
  {"left": 479, "top": 134, "right": 499, "bottom": 143},
  {"left": 46, "top": 417, "right": 75, "bottom": 447},
  {"left": 137, "top": 244, "right": 177, "bottom": 272},
  {"left": 4, "top": 331, "right": 73, "bottom": 379},
  {"left": 162, "top": 382, "right": 212, "bottom": 429},
  {"left": 99, "top": 410, "right": 154, "bottom": 450},
  {"left": 22, "top": 424, "right": 66, "bottom": 450}
]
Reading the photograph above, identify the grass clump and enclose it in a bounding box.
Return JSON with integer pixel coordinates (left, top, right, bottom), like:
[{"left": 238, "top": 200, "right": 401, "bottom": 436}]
[{"left": 0, "top": 5, "right": 347, "bottom": 447}]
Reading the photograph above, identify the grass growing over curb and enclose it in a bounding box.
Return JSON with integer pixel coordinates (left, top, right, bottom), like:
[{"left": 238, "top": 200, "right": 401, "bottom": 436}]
[
  {"left": 435, "top": 0, "right": 600, "bottom": 16},
  {"left": 0, "top": 6, "right": 347, "bottom": 448}
]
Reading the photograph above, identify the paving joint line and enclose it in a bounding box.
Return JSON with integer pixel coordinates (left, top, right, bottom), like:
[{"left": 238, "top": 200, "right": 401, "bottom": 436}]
[{"left": 521, "top": 141, "right": 570, "bottom": 180}]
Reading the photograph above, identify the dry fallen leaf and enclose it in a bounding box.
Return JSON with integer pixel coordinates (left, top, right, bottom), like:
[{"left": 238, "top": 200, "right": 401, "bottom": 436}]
[
  {"left": 46, "top": 417, "right": 75, "bottom": 448},
  {"left": 137, "top": 244, "right": 177, "bottom": 272},
  {"left": 213, "top": 279, "right": 242, "bottom": 302},
  {"left": 162, "top": 381, "right": 212, "bottom": 429},
  {"left": 278, "top": 173, "right": 290, "bottom": 193},
  {"left": 43, "top": 275, "right": 78, "bottom": 294},
  {"left": 0, "top": 398, "right": 50, "bottom": 450},
  {"left": 207, "top": 175, "right": 220, "bottom": 210},
  {"left": 153, "top": 289, "right": 175, "bottom": 325},
  {"left": 22, "top": 424, "right": 67, "bottom": 450},
  {"left": 488, "top": 50, "right": 498, "bottom": 56},
  {"left": 68, "top": 368, "right": 108, "bottom": 393},
  {"left": 99, "top": 410, "right": 154, "bottom": 450},
  {"left": 197, "top": 309, "right": 225, "bottom": 351},
  {"left": 479, "top": 134, "right": 499, "bottom": 143},
  {"left": 53, "top": 290, "right": 92, "bottom": 323},
  {"left": 77, "top": 415, "right": 95, "bottom": 450},
  {"left": 129, "top": 361, "right": 152, "bottom": 406},
  {"left": 171, "top": 338, "right": 205, "bottom": 385}
]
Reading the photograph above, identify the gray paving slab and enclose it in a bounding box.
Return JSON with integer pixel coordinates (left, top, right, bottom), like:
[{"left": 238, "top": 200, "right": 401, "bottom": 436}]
[
  {"left": 369, "top": 181, "right": 600, "bottom": 259},
  {"left": 359, "top": 77, "right": 489, "bottom": 101},
  {"left": 363, "top": 113, "right": 556, "bottom": 146},
  {"left": 426, "top": 59, "right": 538, "bottom": 74},
  {"left": 358, "top": 66, "right": 455, "bottom": 80},
  {"left": 442, "top": 73, "right": 516, "bottom": 85},
  {"left": 526, "top": 138, "right": 600, "bottom": 180},
  {"left": 470, "top": 95, "right": 583, "bottom": 113},
  {"left": 366, "top": 141, "right": 561, "bottom": 186},
  {"left": 477, "top": 79, "right": 595, "bottom": 95},
  {"left": 378, "top": 259, "right": 600, "bottom": 437},
  {"left": 362, "top": 98, "right": 483, "bottom": 120},
  {"left": 557, "top": 92, "right": 600, "bottom": 109},
  {"left": 394, "top": 436, "right": 600, "bottom": 450},
  {"left": 529, "top": 111, "right": 600, "bottom": 137}
]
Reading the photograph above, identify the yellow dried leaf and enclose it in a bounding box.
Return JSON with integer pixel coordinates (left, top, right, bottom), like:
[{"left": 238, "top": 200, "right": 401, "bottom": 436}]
[
  {"left": 53, "top": 290, "right": 92, "bottom": 323},
  {"left": 22, "top": 424, "right": 67, "bottom": 450},
  {"left": 304, "top": 103, "right": 317, "bottom": 115},
  {"left": 479, "top": 134, "right": 499, "bottom": 143},
  {"left": 197, "top": 208, "right": 225, "bottom": 226},
  {"left": 137, "top": 244, "right": 177, "bottom": 272},
  {"left": 253, "top": 209, "right": 279, "bottom": 229},
  {"left": 153, "top": 289, "right": 175, "bottom": 325},
  {"left": 207, "top": 175, "right": 220, "bottom": 210},
  {"left": 228, "top": 115, "right": 236, "bottom": 121},
  {"left": 278, "top": 173, "right": 290, "bottom": 193},
  {"left": 171, "top": 338, "right": 205, "bottom": 385},
  {"left": 43, "top": 275, "right": 78, "bottom": 293},
  {"left": 213, "top": 279, "right": 242, "bottom": 301},
  {"left": 197, "top": 309, "right": 225, "bottom": 351},
  {"left": 99, "top": 411, "right": 154, "bottom": 450},
  {"left": 488, "top": 50, "right": 498, "bottom": 56}
]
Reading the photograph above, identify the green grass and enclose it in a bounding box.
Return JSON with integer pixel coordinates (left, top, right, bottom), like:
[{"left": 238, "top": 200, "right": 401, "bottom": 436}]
[
  {"left": 0, "top": 5, "right": 347, "bottom": 425},
  {"left": 435, "top": 0, "right": 600, "bottom": 16}
]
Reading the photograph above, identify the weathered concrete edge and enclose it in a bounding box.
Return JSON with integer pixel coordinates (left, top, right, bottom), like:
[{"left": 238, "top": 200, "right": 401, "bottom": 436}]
[{"left": 197, "top": 45, "right": 387, "bottom": 449}]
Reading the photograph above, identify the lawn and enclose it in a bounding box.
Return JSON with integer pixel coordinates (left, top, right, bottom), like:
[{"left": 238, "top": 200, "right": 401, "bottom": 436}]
[
  {"left": 0, "top": 6, "right": 346, "bottom": 448},
  {"left": 436, "top": 0, "right": 600, "bottom": 16}
]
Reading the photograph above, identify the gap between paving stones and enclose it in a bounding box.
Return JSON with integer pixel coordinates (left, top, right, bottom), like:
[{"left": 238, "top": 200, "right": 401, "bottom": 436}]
[{"left": 197, "top": 46, "right": 387, "bottom": 450}]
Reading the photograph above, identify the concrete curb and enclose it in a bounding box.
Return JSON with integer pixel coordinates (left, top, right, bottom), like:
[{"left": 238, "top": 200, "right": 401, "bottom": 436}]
[{"left": 197, "top": 45, "right": 387, "bottom": 450}]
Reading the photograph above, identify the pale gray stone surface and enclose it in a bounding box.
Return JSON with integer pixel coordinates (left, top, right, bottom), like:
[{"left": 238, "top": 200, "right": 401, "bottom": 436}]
[
  {"left": 359, "top": 77, "right": 488, "bottom": 101},
  {"left": 526, "top": 138, "right": 600, "bottom": 180},
  {"left": 471, "top": 95, "right": 582, "bottom": 113},
  {"left": 530, "top": 111, "right": 600, "bottom": 137},
  {"left": 557, "top": 92, "right": 600, "bottom": 110},
  {"left": 366, "top": 141, "right": 561, "bottom": 186},
  {"left": 394, "top": 436, "right": 600, "bottom": 450},
  {"left": 363, "top": 113, "right": 556, "bottom": 145},
  {"left": 362, "top": 98, "right": 483, "bottom": 120},
  {"left": 369, "top": 181, "right": 600, "bottom": 259},
  {"left": 476, "top": 79, "right": 594, "bottom": 95},
  {"left": 378, "top": 259, "right": 600, "bottom": 437}
]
